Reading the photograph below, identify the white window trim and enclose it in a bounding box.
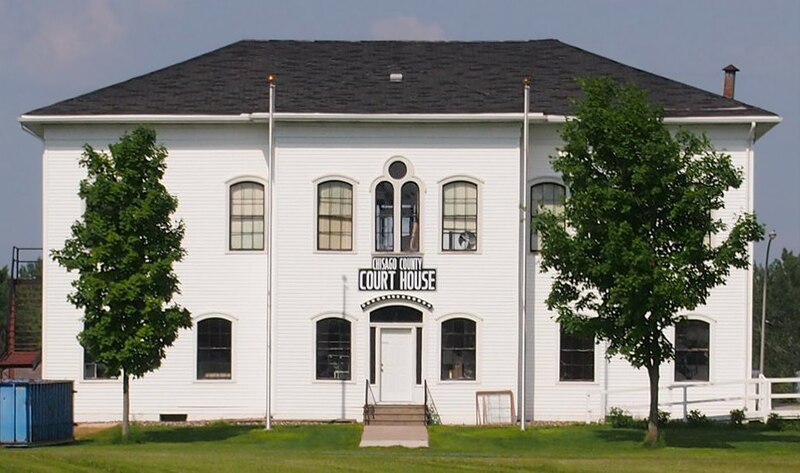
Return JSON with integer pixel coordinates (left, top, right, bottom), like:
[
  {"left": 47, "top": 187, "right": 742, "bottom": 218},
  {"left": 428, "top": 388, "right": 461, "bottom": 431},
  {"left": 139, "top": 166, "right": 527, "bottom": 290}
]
[
  {"left": 672, "top": 314, "right": 715, "bottom": 384},
  {"left": 555, "top": 323, "right": 598, "bottom": 385},
  {"left": 310, "top": 312, "right": 357, "bottom": 385},
  {"left": 225, "top": 176, "right": 267, "bottom": 254},
  {"left": 529, "top": 177, "right": 568, "bottom": 253},
  {"left": 313, "top": 175, "right": 359, "bottom": 254},
  {"left": 371, "top": 156, "right": 426, "bottom": 254},
  {"left": 438, "top": 176, "right": 483, "bottom": 254},
  {"left": 194, "top": 313, "right": 237, "bottom": 383},
  {"left": 437, "top": 314, "right": 481, "bottom": 384}
]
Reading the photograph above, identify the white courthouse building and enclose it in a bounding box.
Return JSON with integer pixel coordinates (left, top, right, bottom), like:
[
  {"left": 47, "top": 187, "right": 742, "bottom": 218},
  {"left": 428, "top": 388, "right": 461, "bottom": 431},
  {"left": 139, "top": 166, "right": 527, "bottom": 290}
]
[{"left": 20, "top": 41, "right": 780, "bottom": 424}]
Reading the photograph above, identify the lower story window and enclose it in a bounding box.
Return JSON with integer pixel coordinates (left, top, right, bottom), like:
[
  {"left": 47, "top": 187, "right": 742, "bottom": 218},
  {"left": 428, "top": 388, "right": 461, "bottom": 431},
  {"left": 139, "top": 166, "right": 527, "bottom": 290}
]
[
  {"left": 560, "top": 327, "right": 594, "bottom": 381},
  {"left": 197, "top": 318, "right": 232, "bottom": 380},
  {"left": 317, "top": 318, "right": 351, "bottom": 380},
  {"left": 441, "top": 318, "right": 476, "bottom": 380},
  {"left": 84, "top": 348, "right": 112, "bottom": 380},
  {"left": 675, "top": 319, "right": 710, "bottom": 381}
]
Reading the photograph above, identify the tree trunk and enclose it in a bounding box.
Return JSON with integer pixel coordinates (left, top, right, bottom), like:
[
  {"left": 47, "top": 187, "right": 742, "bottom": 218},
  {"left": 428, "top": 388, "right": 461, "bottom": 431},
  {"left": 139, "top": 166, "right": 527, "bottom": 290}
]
[
  {"left": 122, "top": 372, "right": 130, "bottom": 439},
  {"left": 644, "top": 364, "right": 660, "bottom": 446}
]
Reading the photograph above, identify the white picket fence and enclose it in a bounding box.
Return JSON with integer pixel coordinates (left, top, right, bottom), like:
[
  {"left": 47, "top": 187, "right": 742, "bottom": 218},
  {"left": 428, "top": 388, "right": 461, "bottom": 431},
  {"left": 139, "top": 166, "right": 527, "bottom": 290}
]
[{"left": 584, "top": 375, "right": 800, "bottom": 423}]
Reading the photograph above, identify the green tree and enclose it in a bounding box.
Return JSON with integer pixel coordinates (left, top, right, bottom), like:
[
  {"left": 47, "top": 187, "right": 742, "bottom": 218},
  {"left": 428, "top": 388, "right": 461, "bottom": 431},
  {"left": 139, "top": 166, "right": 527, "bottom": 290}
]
[
  {"left": 52, "top": 127, "right": 191, "bottom": 439},
  {"left": 753, "top": 249, "right": 800, "bottom": 379},
  {"left": 535, "top": 78, "right": 762, "bottom": 445}
]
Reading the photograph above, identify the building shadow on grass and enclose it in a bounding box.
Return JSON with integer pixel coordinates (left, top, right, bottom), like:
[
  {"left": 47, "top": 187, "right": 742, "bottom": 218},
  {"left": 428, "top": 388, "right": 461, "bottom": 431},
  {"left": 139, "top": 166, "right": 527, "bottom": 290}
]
[
  {"left": 595, "top": 427, "right": 800, "bottom": 449},
  {"left": 139, "top": 423, "right": 255, "bottom": 443}
]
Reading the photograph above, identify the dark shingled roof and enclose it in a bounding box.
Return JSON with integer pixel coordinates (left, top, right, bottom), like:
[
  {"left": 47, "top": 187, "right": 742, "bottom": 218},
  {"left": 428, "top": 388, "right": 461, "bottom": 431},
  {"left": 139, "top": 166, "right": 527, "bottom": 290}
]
[{"left": 25, "top": 40, "right": 776, "bottom": 118}]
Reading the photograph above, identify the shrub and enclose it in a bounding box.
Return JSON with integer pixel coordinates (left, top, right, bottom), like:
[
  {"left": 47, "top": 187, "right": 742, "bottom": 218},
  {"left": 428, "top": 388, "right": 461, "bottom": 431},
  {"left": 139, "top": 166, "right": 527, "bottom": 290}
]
[
  {"left": 657, "top": 410, "right": 671, "bottom": 426},
  {"left": 766, "top": 413, "right": 783, "bottom": 431},
  {"left": 686, "top": 409, "right": 711, "bottom": 427},
  {"left": 606, "top": 407, "right": 646, "bottom": 429},
  {"left": 729, "top": 408, "right": 746, "bottom": 427}
]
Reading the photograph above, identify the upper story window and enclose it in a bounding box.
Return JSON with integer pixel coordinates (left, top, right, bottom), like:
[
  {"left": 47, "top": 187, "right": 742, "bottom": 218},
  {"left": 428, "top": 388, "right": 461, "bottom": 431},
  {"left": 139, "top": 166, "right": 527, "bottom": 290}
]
[
  {"left": 84, "top": 348, "right": 112, "bottom": 380},
  {"left": 559, "top": 327, "right": 594, "bottom": 382},
  {"left": 675, "top": 319, "right": 710, "bottom": 382},
  {"left": 531, "top": 182, "right": 566, "bottom": 252},
  {"left": 230, "top": 181, "right": 264, "bottom": 251},
  {"left": 442, "top": 181, "right": 478, "bottom": 251},
  {"left": 318, "top": 180, "right": 353, "bottom": 251},
  {"left": 197, "top": 317, "right": 232, "bottom": 380},
  {"left": 375, "top": 158, "right": 420, "bottom": 253}
]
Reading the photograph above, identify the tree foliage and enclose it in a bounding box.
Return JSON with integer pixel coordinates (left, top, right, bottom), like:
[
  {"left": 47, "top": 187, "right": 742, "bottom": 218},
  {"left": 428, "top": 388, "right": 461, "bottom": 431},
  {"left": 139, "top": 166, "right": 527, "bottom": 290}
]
[
  {"left": 753, "top": 249, "right": 800, "bottom": 378},
  {"left": 51, "top": 127, "right": 191, "bottom": 437},
  {"left": 535, "top": 78, "right": 763, "bottom": 443}
]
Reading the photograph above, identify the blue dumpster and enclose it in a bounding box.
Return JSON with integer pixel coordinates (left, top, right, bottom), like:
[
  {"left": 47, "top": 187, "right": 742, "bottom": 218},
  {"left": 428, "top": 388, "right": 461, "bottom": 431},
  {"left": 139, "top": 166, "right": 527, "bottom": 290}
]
[{"left": 0, "top": 380, "right": 74, "bottom": 446}]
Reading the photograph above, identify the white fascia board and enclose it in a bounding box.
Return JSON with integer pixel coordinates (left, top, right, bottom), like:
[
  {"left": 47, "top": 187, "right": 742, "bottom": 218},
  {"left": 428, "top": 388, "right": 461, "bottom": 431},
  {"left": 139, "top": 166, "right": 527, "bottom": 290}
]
[{"left": 18, "top": 112, "right": 781, "bottom": 137}]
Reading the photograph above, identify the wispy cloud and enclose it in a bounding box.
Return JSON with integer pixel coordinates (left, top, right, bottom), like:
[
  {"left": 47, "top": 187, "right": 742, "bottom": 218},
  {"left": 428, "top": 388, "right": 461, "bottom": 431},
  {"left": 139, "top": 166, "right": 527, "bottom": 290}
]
[
  {"left": 370, "top": 16, "right": 446, "bottom": 41},
  {"left": 17, "top": 0, "right": 125, "bottom": 76}
]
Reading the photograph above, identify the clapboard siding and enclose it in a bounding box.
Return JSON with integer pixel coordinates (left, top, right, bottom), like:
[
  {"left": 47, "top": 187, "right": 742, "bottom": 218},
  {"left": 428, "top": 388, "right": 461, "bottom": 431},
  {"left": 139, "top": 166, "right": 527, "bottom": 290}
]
[{"left": 40, "top": 121, "right": 756, "bottom": 424}]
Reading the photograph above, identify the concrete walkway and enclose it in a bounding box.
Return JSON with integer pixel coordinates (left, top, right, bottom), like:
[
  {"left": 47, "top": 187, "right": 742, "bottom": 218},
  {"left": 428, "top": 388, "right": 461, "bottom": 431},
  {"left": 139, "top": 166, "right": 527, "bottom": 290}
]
[{"left": 359, "top": 425, "right": 429, "bottom": 448}]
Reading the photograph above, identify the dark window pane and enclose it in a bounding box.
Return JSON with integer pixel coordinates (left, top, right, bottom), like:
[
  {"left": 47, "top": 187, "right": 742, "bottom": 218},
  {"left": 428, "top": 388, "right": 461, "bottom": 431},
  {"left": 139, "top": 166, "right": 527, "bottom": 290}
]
[
  {"left": 416, "top": 327, "right": 423, "bottom": 385},
  {"left": 375, "top": 181, "right": 394, "bottom": 251},
  {"left": 370, "top": 306, "right": 423, "bottom": 323},
  {"left": 401, "top": 182, "right": 420, "bottom": 252},
  {"left": 675, "top": 320, "right": 710, "bottom": 381},
  {"left": 388, "top": 161, "right": 407, "bottom": 179},
  {"left": 441, "top": 318, "right": 476, "bottom": 380},
  {"left": 560, "top": 328, "right": 594, "bottom": 381},
  {"left": 197, "top": 318, "right": 232, "bottom": 380},
  {"left": 316, "top": 318, "right": 351, "bottom": 380}
]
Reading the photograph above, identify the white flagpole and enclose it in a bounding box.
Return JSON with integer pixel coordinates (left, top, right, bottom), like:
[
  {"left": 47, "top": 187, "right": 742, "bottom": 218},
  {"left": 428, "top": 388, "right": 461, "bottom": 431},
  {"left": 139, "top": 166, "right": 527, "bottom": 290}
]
[
  {"left": 266, "top": 74, "right": 276, "bottom": 431},
  {"left": 520, "top": 77, "right": 530, "bottom": 431}
]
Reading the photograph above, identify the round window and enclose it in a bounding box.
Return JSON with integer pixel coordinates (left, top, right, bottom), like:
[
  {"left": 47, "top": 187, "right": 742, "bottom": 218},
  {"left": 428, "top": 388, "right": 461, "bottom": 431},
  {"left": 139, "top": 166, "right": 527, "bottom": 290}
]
[{"left": 388, "top": 161, "right": 407, "bottom": 180}]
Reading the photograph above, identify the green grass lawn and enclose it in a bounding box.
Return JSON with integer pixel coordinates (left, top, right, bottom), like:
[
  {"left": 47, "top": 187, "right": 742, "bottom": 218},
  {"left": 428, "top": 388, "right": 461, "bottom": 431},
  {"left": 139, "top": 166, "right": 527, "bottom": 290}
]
[{"left": 1, "top": 422, "right": 798, "bottom": 472}]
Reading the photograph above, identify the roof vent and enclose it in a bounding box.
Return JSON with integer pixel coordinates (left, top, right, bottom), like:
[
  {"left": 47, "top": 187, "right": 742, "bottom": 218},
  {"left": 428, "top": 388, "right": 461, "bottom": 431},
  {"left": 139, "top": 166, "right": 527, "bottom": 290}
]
[{"left": 389, "top": 73, "right": 403, "bottom": 83}]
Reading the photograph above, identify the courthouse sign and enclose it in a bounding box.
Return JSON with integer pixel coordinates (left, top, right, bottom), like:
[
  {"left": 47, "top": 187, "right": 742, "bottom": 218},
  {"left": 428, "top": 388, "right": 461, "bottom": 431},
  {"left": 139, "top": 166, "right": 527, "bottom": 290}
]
[{"left": 358, "top": 256, "right": 437, "bottom": 291}]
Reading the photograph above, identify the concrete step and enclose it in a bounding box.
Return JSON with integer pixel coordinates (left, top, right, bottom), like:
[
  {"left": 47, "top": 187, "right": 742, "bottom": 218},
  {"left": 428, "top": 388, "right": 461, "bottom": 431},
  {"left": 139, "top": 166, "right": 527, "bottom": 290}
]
[{"left": 365, "top": 404, "right": 426, "bottom": 426}]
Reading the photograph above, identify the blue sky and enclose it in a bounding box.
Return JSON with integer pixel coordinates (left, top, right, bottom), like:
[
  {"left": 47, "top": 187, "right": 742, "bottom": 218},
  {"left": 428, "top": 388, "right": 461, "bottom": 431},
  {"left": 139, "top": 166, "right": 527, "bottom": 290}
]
[{"left": 1, "top": 0, "right": 798, "bottom": 267}]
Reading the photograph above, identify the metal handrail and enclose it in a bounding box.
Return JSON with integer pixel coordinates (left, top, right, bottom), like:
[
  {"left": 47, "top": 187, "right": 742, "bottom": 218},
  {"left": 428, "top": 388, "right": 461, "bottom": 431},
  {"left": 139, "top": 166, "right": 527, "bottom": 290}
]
[
  {"left": 424, "top": 380, "right": 441, "bottom": 425},
  {"left": 363, "top": 379, "right": 378, "bottom": 424}
]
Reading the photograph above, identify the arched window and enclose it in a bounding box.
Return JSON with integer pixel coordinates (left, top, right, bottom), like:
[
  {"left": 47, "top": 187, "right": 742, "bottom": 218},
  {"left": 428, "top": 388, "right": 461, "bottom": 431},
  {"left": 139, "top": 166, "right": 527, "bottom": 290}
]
[
  {"left": 375, "top": 181, "right": 394, "bottom": 252},
  {"left": 375, "top": 158, "right": 421, "bottom": 253},
  {"left": 197, "top": 318, "right": 232, "bottom": 380},
  {"left": 530, "top": 182, "right": 566, "bottom": 252},
  {"left": 230, "top": 181, "right": 265, "bottom": 250},
  {"left": 401, "top": 182, "right": 420, "bottom": 252},
  {"left": 441, "top": 318, "right": 476, "bottom": 380},
  {"left": 442, "top": 181, "right": 478, "bottom": 251},
  {"left": 559, "top": 327, "right": 595, "bottom": 381},
  {"left": 316, "top": 318, "right": 351, "bottom": 380},
  {"left": 317, "top": 180, "right": 353, "bottom": 251},
  {"left": 675, "top": 320, "right": 710, "bottom": 381}
]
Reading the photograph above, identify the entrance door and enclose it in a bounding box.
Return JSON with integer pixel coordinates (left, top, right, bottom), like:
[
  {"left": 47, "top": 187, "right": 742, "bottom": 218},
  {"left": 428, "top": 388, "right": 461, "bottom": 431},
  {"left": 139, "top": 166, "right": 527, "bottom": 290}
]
[{"left": 380, "top": 328, "right": 414, "bottom": 402}]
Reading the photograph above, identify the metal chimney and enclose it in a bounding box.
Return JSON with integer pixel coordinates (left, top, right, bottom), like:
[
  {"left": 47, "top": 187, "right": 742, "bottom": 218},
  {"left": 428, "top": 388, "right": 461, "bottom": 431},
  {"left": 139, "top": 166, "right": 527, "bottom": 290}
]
[{"left": 723, "top": 64, "right": 739, "bottom": 99}]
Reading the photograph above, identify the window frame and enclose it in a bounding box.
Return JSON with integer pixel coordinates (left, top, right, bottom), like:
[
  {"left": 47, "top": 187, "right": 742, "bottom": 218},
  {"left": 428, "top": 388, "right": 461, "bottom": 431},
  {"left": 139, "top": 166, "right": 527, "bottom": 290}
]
[
  {"left": 373, "top": 157, "right": 424, "bottom": 254},
  {"left": 558, "top": 325, "right": 596, "bottom": 383},
  {"left": 83, "top": 346, "right": 115, "bottom": 381},
  {"left": 674, "top": 318, "right": 711, "bottom": 383},
  {"left": 315, "top": 317, "right": 353, "bottom": 382},
  {"left": 441, "top": 179, "right": 480, "bottom": 252},
  {"left": 316, "top": 179, "right": 355, "bottom": 252},
  {"left": 196, "top": 316, "right": 234, "bottom": 381},
  {"left": 228, "top": 180, "right": 266, "bottom": 252},
  {"left": 440, "top": 316, "right": 478, "bottom": 382},
  {"left": 530, "top": 179, "right": 567, "bottom": 253}
]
